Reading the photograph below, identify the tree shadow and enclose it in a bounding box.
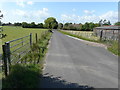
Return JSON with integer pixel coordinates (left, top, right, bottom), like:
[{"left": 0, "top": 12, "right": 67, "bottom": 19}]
[{"left": 39, "top": 73, "right": 94, "bottom": 89}]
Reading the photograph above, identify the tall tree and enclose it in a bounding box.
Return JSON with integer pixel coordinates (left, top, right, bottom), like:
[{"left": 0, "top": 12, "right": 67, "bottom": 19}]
[
  {"left": 44, "top": 17, "right": 58, "bottom": 29},
  {"left": 89, "top": 22, "right": 95, "bottom": 31},
  {"left": 58, "top": 23, "right": 63, "bottom": 29}
]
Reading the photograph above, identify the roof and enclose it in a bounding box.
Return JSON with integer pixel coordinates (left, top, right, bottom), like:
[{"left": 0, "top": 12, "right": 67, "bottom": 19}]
[{"left": 95, "top": 26, "right": 120, "bottom": 30}]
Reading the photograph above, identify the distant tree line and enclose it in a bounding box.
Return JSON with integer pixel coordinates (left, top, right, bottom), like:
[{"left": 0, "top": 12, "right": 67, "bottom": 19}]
[
  {"left": 1, "top": 17, "right": 120, "bottom": 31},
  {"left": 60, "top": 22, "right": 100, "bottom": 31},
  {"left": 21, "top": 22, "right": 44, "bottom": 28}
]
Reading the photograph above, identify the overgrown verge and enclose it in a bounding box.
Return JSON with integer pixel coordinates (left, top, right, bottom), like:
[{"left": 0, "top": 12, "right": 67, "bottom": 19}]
[
  {"left": 59, "top": 30, "right": 99, "bottom": 42},
  {"left": 2, "top": 31, "right": 52, "bottom": 88},
  {"left": 59, "top": 30, "right": 119, "bottom": 56}
]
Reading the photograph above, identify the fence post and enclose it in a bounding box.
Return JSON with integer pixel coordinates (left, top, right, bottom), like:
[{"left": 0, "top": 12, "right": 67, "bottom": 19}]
[
  {"left": 30, "top": 33, "right": 32, "bottom": 46},
  {"left": 5, "top": 42, "right": 11, "bottom": 73},
  {"left": 100, "top": 30, "right": 103, "bottom": 41},
  {"left": 36, "top": 33, "right": 38, "bottom": 43},
  {"left": 2, "top": 45, "right": 8, "bottom": 76}
]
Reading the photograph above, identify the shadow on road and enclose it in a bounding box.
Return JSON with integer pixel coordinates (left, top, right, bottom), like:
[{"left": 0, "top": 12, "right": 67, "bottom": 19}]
[{"left": 39, "top": 73, "right": 94, "bottom": 89}]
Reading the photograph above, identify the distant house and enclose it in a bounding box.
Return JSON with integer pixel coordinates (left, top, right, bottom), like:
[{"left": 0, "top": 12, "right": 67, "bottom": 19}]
[{"left": 93, "top": 26, "right": 120, "bottom": 41}]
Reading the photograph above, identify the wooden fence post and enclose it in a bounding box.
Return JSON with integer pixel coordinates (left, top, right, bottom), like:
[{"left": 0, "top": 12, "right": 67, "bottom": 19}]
[
  {"left": 100, "top": 30, "right": 103, "bottom": 41},
  {"left": 2, "top": 45, "right": 8, "bottom": 76},
  {"left": 30, "top": 33, "right": 32, "bottom": 46},
  {"left": 5, "top": 42, "right": 11, "bottom": 73},
  {"left": 36, "top": 33, "right": 38, "bottom": 43}
]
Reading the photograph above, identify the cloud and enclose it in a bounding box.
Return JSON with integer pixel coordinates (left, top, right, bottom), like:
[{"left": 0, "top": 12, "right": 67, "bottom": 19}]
[
  {"left": 61, "top": 14, "right": 99, "bottom": 23},
  {"left": 61, "top": 14, "right": 78, "bottom": 23},
  {"left": 16, "top": 0, "right": 25, "bottom": 7},
  {"left": 27, "top": 1, "right": 34, "bottom": 5},
  {"left": 16, "top": 0, "right": 34, "bottom": 7},
  {"left": 11, "top": 8, "right": 49, "bottom": 22},
  {"left": 34, "top": 8, "right": 49, "bottom": 19},
  {"left": 61, "top": 11, "right": 118, "bottom": 24},
  {"left": 84, "top": 10, "right": 95, "bottom": 15},
  {"left": 99, "top": 11, "right": 118, "bottom": 23}
]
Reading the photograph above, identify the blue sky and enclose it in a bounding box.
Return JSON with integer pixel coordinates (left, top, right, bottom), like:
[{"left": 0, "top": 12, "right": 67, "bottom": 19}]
[{"left": 0, "top": 1, "right": 119, "bottom": 24}]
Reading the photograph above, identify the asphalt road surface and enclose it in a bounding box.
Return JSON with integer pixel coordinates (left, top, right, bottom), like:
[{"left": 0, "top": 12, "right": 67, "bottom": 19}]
[{"left": 40, "top": 30, "right": 118, "bottom": 88}]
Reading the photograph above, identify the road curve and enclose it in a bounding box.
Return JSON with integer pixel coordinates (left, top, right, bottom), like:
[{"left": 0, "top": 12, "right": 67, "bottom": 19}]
[{"left": 40, "top": 30, "right": 118, "bottom": 88}]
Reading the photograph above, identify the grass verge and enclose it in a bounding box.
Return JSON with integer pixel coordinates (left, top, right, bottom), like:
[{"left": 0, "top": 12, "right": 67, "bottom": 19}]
[
  {"left": 59, "top": 30, "right": 99, "bottom": 42},
  {"left": 59, "top": 30, "right": 119, "bottom": 56},
  {"left": 2, "top": 64, "right": 41, "bottom": 88}
]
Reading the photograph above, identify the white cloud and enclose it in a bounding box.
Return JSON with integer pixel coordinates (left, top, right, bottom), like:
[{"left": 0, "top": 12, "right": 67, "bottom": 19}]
[
  {"left": 16, "top": 0, "right": 34, "bottom": 7},
  {"left": 11, "top": 8, "right": 49, "bottom": 23},
  {"left": 16, "top": 0, "right": 25, "bottom": 7},
  {"left": 84, "top": 10, "right": 95, "bottom": 15},
  {"left": 27, "top": 1, "right": 34, "bottom": 5},
  {"left": 61, "top": 14, "right": 78, "bottom": 23},
  {"left": 34, "top": 8, "right": 49, "bottom": 19},
  {"left": 99, "top": 11, "right": 118, "bottom": 23},
  {"left": 61, "top": 14, "right": 99, "bottom": 23},
  {"left": 61, "top": 11, "right": 118, "bottom": 24}
]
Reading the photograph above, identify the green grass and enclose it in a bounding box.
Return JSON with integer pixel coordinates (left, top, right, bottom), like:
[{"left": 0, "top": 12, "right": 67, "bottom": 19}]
[
  {"left": 2, "top": 26, "right": 48, "bottom": 44},
  {"left": 107, "top": 41, "right": 119, "bottom": 56},
  {"left": 2, "top": 64, "right": 41, "bottom": 88},
  {"left": 0, "top": 39, "right": 2, "bottom": 53},
  {"left": 59, "top": 30, "right": 119, "bottom": 56}
]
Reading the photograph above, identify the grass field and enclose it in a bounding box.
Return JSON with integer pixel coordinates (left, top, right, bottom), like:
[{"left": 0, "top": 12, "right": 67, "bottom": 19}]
[
  {"left": 2, "top": 26, "right": 48, "bottom": 44},
  {"left": 0, "top": 26, "right": 48, "bottom": 54}
]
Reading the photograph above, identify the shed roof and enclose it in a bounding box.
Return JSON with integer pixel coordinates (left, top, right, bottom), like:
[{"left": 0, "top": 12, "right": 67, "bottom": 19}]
[{"left": 95, "top": 26, "right": 120, "bottom": 30}]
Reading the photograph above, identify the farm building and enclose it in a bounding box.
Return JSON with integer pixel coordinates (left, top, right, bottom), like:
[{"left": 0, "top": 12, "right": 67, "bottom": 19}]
[{"left": 93, "top": 26, "right": 120, "bottom": 41}]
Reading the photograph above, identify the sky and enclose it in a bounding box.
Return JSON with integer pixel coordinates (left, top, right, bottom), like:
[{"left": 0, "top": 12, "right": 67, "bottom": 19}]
[{"left": 0, "top": 0, "right": 119, "bottom": 24}]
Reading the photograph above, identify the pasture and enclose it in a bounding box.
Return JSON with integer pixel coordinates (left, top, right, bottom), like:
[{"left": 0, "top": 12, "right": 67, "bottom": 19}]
[
  {"left": 2, "top": 26, "right": 48, "bottom": 44},
  {"left": 0, "top": 26, "right": 48, "bottom": 54}
]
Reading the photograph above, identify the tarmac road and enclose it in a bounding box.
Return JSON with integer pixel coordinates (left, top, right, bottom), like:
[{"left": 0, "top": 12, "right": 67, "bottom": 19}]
[{"left": 40, "top": 30, "right": 118, "bottom": 88}]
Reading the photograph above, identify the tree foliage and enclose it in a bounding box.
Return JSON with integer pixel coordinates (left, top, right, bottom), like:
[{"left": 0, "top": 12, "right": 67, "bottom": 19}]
[
  {"left": 63, "top": 22, "right": 99, "bottom": 31},
  {"left": 44, "top": 17, "right": 58, "bottom": 29},
  {"left": 98, "top": 19, "right": 111, "bottom": 26},
  {"left": 58, "top": 23, "right": 63, "bottom": 29},
  {"left": 114, "top": 22, "right": 120, "bottom": 25},
  {"left": 14, "top": 22, "right": 22, "bottom": 26},
  {"left": 21, "top": 22, "right": 44, "bottom": 28}
]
